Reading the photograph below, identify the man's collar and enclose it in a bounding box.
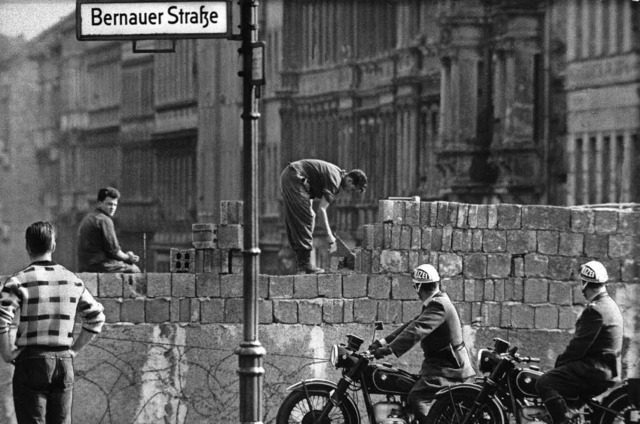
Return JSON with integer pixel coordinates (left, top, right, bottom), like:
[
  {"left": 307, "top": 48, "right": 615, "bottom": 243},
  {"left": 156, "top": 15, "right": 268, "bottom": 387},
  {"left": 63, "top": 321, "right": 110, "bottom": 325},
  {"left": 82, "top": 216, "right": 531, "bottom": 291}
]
[
  {"left": 422, "top": 290, "right": 442, "bottom": 306},
  {"left": 95, "top": 207, "right": 113, "bottom": 219},
  {"left": 30, "top": 260, "right": 57, "bottom": 266},
  {"left": 586, "top": 290, "right": 608, "bottom": 303}
]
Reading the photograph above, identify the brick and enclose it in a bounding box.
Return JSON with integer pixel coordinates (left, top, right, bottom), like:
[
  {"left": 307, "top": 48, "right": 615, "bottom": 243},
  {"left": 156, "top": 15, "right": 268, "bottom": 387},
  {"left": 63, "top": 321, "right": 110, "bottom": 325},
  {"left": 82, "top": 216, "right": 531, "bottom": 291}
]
[
  {"left": 456, "top": 204, "right": 469, "bottom": 228},
  {"left": 467, "top": 205, "right": 479, "bottom": 228},
  {"left": 512, "top": 256, "right": 525, "bottom": 277},
  {"left": 571, "top": 208, "right": 595, "bottom": 233},
  {"left": 618, "top": 211, "right": 640, "bottom": 234},
  {"left": 549, "top": 281, "right": 573, "bottom": 305},
  {"left": 402, "top": 300, "right": 423, "bottom": 321},
  {"left": 481, "top": 302, "right": 501, "bottom": 327},
  {"left": 471, "top": 230, "right": 483, "bottom": 251},
  {"left": 584, "top": 234, "right": 609, "bottom": 258},
  {"left": 509, "top": 304, "right": 534, "bottom": 329},
  {"left": 622, "top": 259, "right": 640, "bottom": 284},
  {"left": 594, "top": 209, "right": 618, "bottom": 234},
  {"left": 323, "top": 299, "right": 344, "bottom": 323},
  {"left": 438, "top": 252, "right": 463, "bottom": 278},
  {"left": 200, "top": 298, "right": 225, "bottom": 323},
  {"left": 78, "top": 273, "right": 99, "bottom": 297},
  {"left": 371, "top": 250, "right": 381, "bottom": 274},
  {"left": 318, "top": 274, "right": 342, "bottom": 298},
  {"left": 383, "top": 223, "right": 393, "bottom": 249},
  {"left": 505, "top": 278, "right": 524, "bottom": 301},
  {"left": 121, "top": 298, "right": 145, "bottom": 323},
  {"left": 298, "top": 300, "right": 323, "bottom": 324},
  {"left": 442, "top": 226, "right": 453, "bottom": 251},
  {"left": 464, "top": 253, "right": 487, "bottom": 278},
  {"left": 464, "top": 279, "right": 484, "bottom": 302},
  {"left": 391, "top": 275, "right": 415, "bottom": 300},
  {"left": 547, "top": 256, "right": 576, "bottom": 280},
  {"left": 192, "top": 223, "right": 217, "bottom": 248},
  {"left": 343, "top": 299, "right": 354, "bottom": 323},
  {"left": 393, "top": 201, "right": 407, "bottom": 225},
  {"left": 259, "top": 299, "right": 273, "bottom": 324},
  {"left": 368, "top": 275, "right": 391, "bottom": 299},
  {"left": 225, "top": 298, "right": 244, "bottom": 323},
  {"left": 558, "top": 232, "right": 584, "bottom": 257},
  {"left": 195, "top": 273, "right": 220, "bottom": 297},
  {"left": 362, "top": 225, "right": 375, "bottom": 250},
  {"left": 378, "top": 300, "right": 402, "bottom": 323},
  {"left": 484, "top": 279, "right": 496, "bottom": 300},
  {"left": 534, "top": 305, "right": 559, "bottom": 329},
  {"left": 293, "top": 274, "right": 318, "bottom": 298},
  {"left": 400, "top": 225, "right": 412, "bottom": 249},
  {"left": 559, "top": 307, "right": 580, "bottom": 329},
  {"left": 487, "top": 254, "right": 511, "bottom": 278},
  {"left": 380, "top": 250, "right": 407, "bottom": 273},
  {"left": 99, "top": 273, "right": 124, "bottom": 298},
  {"left": 524, "top": 278, "right": 549, "bottom": 303},
  {"left": 608, "top": 235, "right": 638, "bottom": 258},
  {"left": 436, "top": 202, "right": 449, "bottom": 227},
  {"left": 101, "top": 298, "right": 122, "bottom": 323},
  {"left": 269, "top": 275, "right": 294, "bottom": 298},
  {"left": 419, "top": 202, "right": 432, "bottom": 226},
  {"left": 483, "top": 230, "right": 507, "bottom": 252},
  {"left": 506, "top": 230, "right": 537, "bottom": 254},
  {"left": 146, "top": 298, "right": 170, "bottom": 323},
  {"left": 378, "top": 199, "right": 395, "bottom": 223},
  {"left": 494, "top": 279, "right": 506, "bottom": 301},
  {"left": 217, "top": 224, "right": 243, "bottom": 249},
  {"left": 405, "top": 200, "right": 420, "bottom": 225},
  {"left": 219, "top": 274, "right": 243, "bottom": 297},
  {"left": 123, "top": 273, "right": 146, "bottom": 298},
  {"left": 497, "top": 204, "right": 522, "bottom": 229},
  {"left": 443, "top": 276, "right": 464, "bottom": 301},
  {"left": 172, "top": 273, "right": 196, "bottom": 297},
  {"left": 220, "top": 200, "right": 243, "bottom": 225},
  {"left": 353, "top": 299, "right": 378, "bottom": 323},
  {"left": 524, "top": 253, "right": 549, "bottom": 277},
  {"left": 537, "top": 231, "right": 559, "bottom": 255},
  {"left": 273, "top": 300, "right": 298, "bottom": 323},
  {"left": 147, "top": 273, "right": 172, "bottom": 297},
  {"left": 452, "top": 229, "right": 472, "bottom": 252},
  {"left": 373, "top": 223, "right": 384, "bottom": 250},
  {"left": 343, "top": 274, "right": 367, "bottom": 298},
  {"left": 410, "top": 226, "right": 421, "bottom": 250},
  {"left": 391, "top": 226, "right": 402, "bottom": 249},
  {"left": 522, "top": 205, "right": 570, "bottom": 231}
]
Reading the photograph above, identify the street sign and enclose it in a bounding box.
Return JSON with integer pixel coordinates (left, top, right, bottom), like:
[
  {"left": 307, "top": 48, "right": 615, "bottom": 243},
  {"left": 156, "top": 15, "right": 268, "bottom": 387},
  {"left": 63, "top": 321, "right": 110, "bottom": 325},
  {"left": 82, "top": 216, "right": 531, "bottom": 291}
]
[{"left": 76, "top": 0, "right": 231, "bottom": 40}]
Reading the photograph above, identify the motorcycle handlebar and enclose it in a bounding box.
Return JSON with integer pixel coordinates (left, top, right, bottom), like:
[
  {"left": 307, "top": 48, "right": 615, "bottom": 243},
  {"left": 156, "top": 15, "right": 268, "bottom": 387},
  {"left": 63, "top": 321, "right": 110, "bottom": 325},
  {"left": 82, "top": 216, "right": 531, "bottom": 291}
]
[{"left": 514, "top": 354, "right": 541, "bottom": 363}]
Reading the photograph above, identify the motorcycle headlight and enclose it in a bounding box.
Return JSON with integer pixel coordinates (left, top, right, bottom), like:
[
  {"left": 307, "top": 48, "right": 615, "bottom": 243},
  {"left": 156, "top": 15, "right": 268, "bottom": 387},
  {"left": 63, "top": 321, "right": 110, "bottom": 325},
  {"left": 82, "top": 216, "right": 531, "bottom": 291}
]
[
  {"left": 330, "top": 345, "right": 356, "bottom": 369},
  {"left": 477, "top": 348, "right": 497, "bottom": 374},
  {"left": 330, "top": 344, "right": 339, "bottom": 367}
]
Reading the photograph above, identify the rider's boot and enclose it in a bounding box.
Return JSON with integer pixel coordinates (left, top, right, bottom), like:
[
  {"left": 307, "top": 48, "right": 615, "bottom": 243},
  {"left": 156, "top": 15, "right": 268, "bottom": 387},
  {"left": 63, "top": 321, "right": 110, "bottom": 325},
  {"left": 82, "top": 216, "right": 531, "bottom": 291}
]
[
  {"left": 296, "top": 249, "right": 324, "bottom": 274},
  {"left": 544, "top": 397, "right": 572, "bottom": 424}
]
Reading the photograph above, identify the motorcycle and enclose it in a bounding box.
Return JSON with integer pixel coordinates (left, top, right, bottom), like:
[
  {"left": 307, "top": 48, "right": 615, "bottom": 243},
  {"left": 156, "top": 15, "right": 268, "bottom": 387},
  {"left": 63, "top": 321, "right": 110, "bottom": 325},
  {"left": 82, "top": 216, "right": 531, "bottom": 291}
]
[
  {"left": 276, "top": 331, "right": 419, "bottom": 424},
  {"left": 426, "top": 337, "right": 640, "bottom": 424}
]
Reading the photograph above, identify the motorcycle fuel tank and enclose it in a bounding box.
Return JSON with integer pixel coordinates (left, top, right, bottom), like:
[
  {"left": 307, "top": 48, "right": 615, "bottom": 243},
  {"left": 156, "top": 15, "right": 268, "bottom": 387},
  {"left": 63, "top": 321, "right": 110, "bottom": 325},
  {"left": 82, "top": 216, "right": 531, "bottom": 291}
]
[
  {"left": 367, "top": 365, "right": 417, "bottom": 395},
  {"left": 516, "top": 369, "right": 543, "bottom": 397}
]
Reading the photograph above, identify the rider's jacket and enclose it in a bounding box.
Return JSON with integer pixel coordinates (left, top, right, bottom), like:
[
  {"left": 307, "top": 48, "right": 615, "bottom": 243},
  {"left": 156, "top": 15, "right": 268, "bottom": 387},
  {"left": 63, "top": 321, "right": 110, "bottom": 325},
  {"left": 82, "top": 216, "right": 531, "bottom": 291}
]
[
  {"left": 382, "top": 291, "right": 475, "bottom": 379},
  {"left": 556, "top": 291, "right": 623, "bottom": 381}
]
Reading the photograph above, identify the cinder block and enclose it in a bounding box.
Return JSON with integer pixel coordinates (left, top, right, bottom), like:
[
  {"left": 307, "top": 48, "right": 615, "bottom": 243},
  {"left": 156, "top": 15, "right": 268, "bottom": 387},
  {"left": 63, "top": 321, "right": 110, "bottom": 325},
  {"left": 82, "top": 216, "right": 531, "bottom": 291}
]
[
  {"left": 189, "top": 298, "right": 201, "bottom": 322},
  {"left": 483, "top": 230, "right": 507, "bottom": 252},
  {"left": 447, "top": 203, "right": 460, "bottom": 226},
  {"left": 487, "top": 205, "right": 498, "bottom": 228},
  {"left": 383, "top": 223, "right": 393, "bottom": 249},
  {"left": 442, "top": 225, "right": 453, "bottom": 251},
  {"left": 452, "top": 229, "right": 472, "bottom": 252},
  {"left": 99, "top": 273, "right": 124, "bottom": 298},
  {"left": 599, "top": 258, "right": 621, "bottom": 282},
  {"left": 343, "top": 274, "right": 367, "bottom": 298},
  {"left": 368, "top": 275, "right": 391, "bottom": 299},
  {"left": 172, "top": 273, "right": 196, "bottom": 297},
  {"left": 225, "top": 298, "right": 244, "bottom": 323},
  {"left": 477, "top": 205, "right": 490, "bottom": 228},
  {"left": 371, "top": 250, "right": 381, "bottom": 274},
  {"left": 318, "top": 274, "right": 342, "bottom": 298},
  {"left": 463, "top": 253, "right": 487, "bottom": 278},
  {"left": 584, "top": 234, "right": 608, "bottom": 258},
  {"left": 487, "top": 254, "right": 511, "bottom": 278},
  {"left": 259, "top": 275, "right": 269, "bottom": 299},
  {"left": 408, "top": 251, "right": 420, "bottom": 271},
  {"left": 419, "top": 202, "right": 432, "bottom": 226},
  {"left": 497, "top": 204, "right": 522, "bottom": 229},
  {"left": 273, "top": 300, "right": 298, "bottom": 323},
  {"left": 100, "top": 298, "right": 122, "bottom": 323},
  {"left": 431, "top": 228, "right": 443, "bottom": 250},
  {"left": 269, "top": 275, "right": 294, "bottom": 298},
  {"left": 179, "top": 298, "right": 192, "bottom": 323},
  {"left": 377, "top": 300, "right": 402, "bottom": 324},
  {"left": 524, "top": 278, "right": 549, "bottom": 303},
  {"left": 618, "top": 211, "right": 640, "bottom": 234},
  {"left": 509, "top": 304, "right": 534, "bottom": 329},
  {"left": 410, "top": 226, "right": 421, "bottom": 250},
  {"left": 559, "top": 307, "right": 580, "bottom": 329},
  {"left": 378, "top": 199, "right": 395, "bottom": 223},
  {"left": 78, "top": 273, "right": 98, "bottom": 297},
  {"left": 405, "top": 200, "right": 420, "bottom": 226},
  {"left": 196, "top": 273, "right": 221, "bottom": 297},
  {"left": 522, "top": 205, "right": 570, "bottom": 231},
  {"left": 443, "top": 276, "right": 464, "bottom": 301},
  {"left": 217, "top": 224, "right": 243, "bottom": 249},
  {"left": 380, "top": 250, "right": 408, "bottom": 273},
  {"left": 570, "top": 208, "right": 595, "bottom": 233},
  {"left": 463, "top": 279, "right": 483, "bottom": 302},
  {"left": 505, "top": 278, "right": 525, "bottom": 301},
  {"left": 200, "top": 298, "right": 225, "bottom": 323},
  {"left": 400, "top": 225, "right": 412, "bottom": 250},
  {"left": 436, "top": 202, "right": 450, "bottom": 227},
  {"left": 594, "top": 209, "right": 618, "bottom": 234},
  {"left": 547, "top": 256, "right": 576, "bottom": 280},
  {"left": 362, "top": 225, "right": 375, "bottom": 250},
  {"left": 391, "top": 275, "right": 415, "bottom": 300},
  {"left": 293, "top": 274, "right": 318, "bottom": 298},
  {"left": 524, "top": 253, "right": 549, "bottom": 277},
  {"left": 145, "top": 298, "right": 170, "bottom": 323},
  {"left": 391, "top": 226, "right": 402, "bottom": 249},
  {"left": 456, "top": 204, "right": 469, "bottom": 228},
  {"left": 558, "top": 232, "right": 584, "bottom": 257},
  {"left": 438, "top": 252, "right": 463, "bottom": 278},
  {"left": 373, "top": 223, "right": 384, "bottom": 250},
  {"left": 481, "top": 302, "right": 501, "bottom": 327},
  {"left": 506, "top": 230, "right": 537, "bottom": 254},
  {"left": 220, "top": 200, "right": 244, "bottom": 225},
  {"left": 121, "top": 298, "right": 145, "bottom": 323},
  {"left": 512, "top": 256, "right": 525, "bottom": 277},
  {"left": 229, "top": 249, "right": 243, "bottom": 274},
  {"left": 483, "top": 279, "right": 496, "bottom": 301},
  {"left": 353, "top": 299, "right": 378, "bottom": 323},
  {"left": 494, "top": 279, "right": 506, "bottom": 301},
  {"left": 170, "top": 248, "right": 196, "bottom": 273},
  {"left": 608, "top": 235, "right": 637, "bottom": 258},
  {"left": 537, "top": 231, "right": 559, "bottom": 255},
  {"left": 421, "top": 227, "right": 433, "bottom": 251},
  {"left": 549, "top": 281, "right": 573, "bottom": 305},
  {"left": 298, "top": 300, "right": 323, "bottom": 324},
  {"left": 192, "top": 223, "right": 217, "bottom": 248},
  {"left": 622, "top": 259, "right": 640, "bottom": 284},
  {"left": 456, "top": 301, "right": 473, "bottom": 325},
  {"left": 467, "top": 205, "right": 479, "bottom": 228},
  {"left": 534, "top": 305, "right": 559, "bottom": 329},
  {"left": 472, "top": 230, "right": 483, "bottom": 252},
  {"left": 322, "top": 299, "right": 344, "bottom": 323},
  {"left": 220, "top": 274, "right": 243, "bottom": 297},
  {"left": 123, "top": 273, "right": 147, "bottom": 298},
  {"left": 259, "top": 299, "right": 273, "bottom": 324}
]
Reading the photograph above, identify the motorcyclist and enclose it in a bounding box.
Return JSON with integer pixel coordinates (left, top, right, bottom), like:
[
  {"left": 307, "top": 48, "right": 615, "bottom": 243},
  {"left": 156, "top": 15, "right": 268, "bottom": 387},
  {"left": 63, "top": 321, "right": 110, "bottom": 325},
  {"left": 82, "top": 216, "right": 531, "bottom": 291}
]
[
  {"left": 536, "top": 260, "right": 624, "bottom": 424},
  {"left": 369, "top": 264, "right": 475, "bottom": 424}
]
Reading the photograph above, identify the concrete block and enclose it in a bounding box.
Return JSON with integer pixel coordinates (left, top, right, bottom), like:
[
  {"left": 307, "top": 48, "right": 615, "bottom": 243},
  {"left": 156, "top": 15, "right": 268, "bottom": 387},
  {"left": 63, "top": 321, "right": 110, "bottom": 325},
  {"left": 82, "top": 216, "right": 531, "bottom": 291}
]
[
  {"left": 145, "top": 298, "right": 170, "bottom": 323},
  {"left": 483, "top": 230, "right": 507, "bottom": 252},
  {"left": 192, "top": 223, "right": 217, "bottom": 248},
  {"left": 318, "top": 274, "right": 342, "bottom": 298},
  {"left": 608, "top": 235, "right": 637, "bottom": 258},
  {"left": 402, "top": 300, "right": 423, "bottom": 321},
  {"left": 524, "top": 278, "right": 549, "bottom": 303},
  {"left": 447, "top": 203, "right": 460, "bottom": 226},
  {"left": 170, "top": 248, "right": 196, "bottom": 273},
  {"left": 506, "top": 230, "right": 537, "bottom": 254},
  {"left": 394, "top": 201, "right": 407, "bottom": 225},
  {"left": 195, "top": 273, "right": 220, "bottom": 297},
  {"left": 512, "top": 256, "right": 525, "bottom": 277},
  {"left": 391, "top": 275, "right": 415, "bottom": 300},
  {"left": 298, "top": 300, "right": 323, "bottom": 325},
  {"left": 362, "top": 225, "right": 375, "bottom": 250},
  {"left": 121, "top": 298, "right": 145, "bottom": 323},
  {"left": 549, "top": 281, "right": 573, "bottom": 305},
  {"left": 452, "top": 229, "right": 472, "bottom": 252},
  {"left": 99, "top": 273, "right": 124, "bottom": 298},
  {"left": 410, "top": 226, "right": 422, "bottom": 250},
  {"left": 259, "top": 299, "right": 273, "bottom": 324},
  {"left": 322, "top": 299, "right": 344, "bottom": 323},
  {"left": 622, "top": 259, "right": 640, "bottom": 284},
  {"left": 505, "top": 278, "right": 525, "bottom": 301},
  {"left": 353, "top": 299, "right": 378, "bottom": 323},
  {"left": 534, "top": 305, "right": 559, "bottom": 329},
  {"left": 259, "top": 274, "right": 269, "bottom": 299},
  {"left": 467, "top": 204, "right": 479, "bottom": 228},
  {"left": 123, "top": 273, "right": 146, "bottom": 298},
  {"left": 220, "top": 200, "right": 244, "bottom": 225},
  {"left": 378, "top": 199, "right": 395, "bottom": 223},
  {"left": 217, "top": 224, "right": 243, "bottom": 249},
  {"left": 368, "top": 275, "right": 391, "bottom": 299},
  {"left": 497, "top": 204, "right": 521, "bottom": 229},
  {"left": 600, "top": 258, "right": 621, "bottom": 282},
  {"left": 522, "top": 205, "right": 570, "bottom": 231},
  {"left": 400, "top": 225, "right": 412, "bottom": 250},
  {"left": 524, "top": 253, "right": 549, "bottom": 277},
  {"left": 225, "top": 298, "right": 244, "bottom": 323},
  {"left": 438, "top": 252, "right": 463, "bottom": 278},
  {"left": 172, "top": 273, "right": 196, "bottom": 297},
  {"left": 484, "top": 279, "right": 496, "bottom": 301},
  {"left": 343, "top": 274, "right": 367, "bottom": 298},
  {"left": 343, "top": 299, "right": 354, "bottom": 323},
  {"left": 443, "top": 276, "right": 464, "bottom": 301},
  {"left": 456, "top": 204, "right": 469, "bottom": 228},
  {"left": 481, "top": 302, "right": 501, "bottom": 327},
  {"left": 547, "top": 256, "right": 576, "bottom": 280},
  {"left": 571, "top": 208, "right": 595, "bottom": 233},
  {"left": 189, "top": 298, "right": 200, "bottom": 322},
  {"left": 558, "top": 232, "right": 584, "bottom": 257},
  {"left": 147, "top": 273, "right": 172, "bottom": 297},
  {"left": 487, "top": 254, "right": 511, "bottom": 278},
  {"left": 377, "top": 300, "right": 402, "bottom": 323},
  {"left": 179, "top": 298, "right": 192, "bottom": 323},
  {"left": 441, "top": 226, "right": 453, "bottom": 251},
  {"left": 421, "top": 227, "right": 433, "bottom": 251},
  {"left": 391, "top": 226, "right": 402, "bottom": 249},
  {"left": 220, "top": 274, "right": 243, "bottom": 297},
  {"left": 269, "top": 275, "right": 294, "bottom": 298},
  {"left": 618, "top": 211, "right": 640, "bottom": 234},
  {"left": 100, "top": 298, "right": 122, "bottom": 323},
  {"left": 373, "top": 223, "right": 384, "bottom": 250},
  {"left": 476, "top": 204, "right": 489, "bottom": 228},
  {"left": 510, "top": 304, "right": 534, "bottom": 329},
  {"left": 463, "top": 279, "right": 483, "bottom": 302},
  {"left": 293, "top": 274, "right": 318, "bottom": 298},
  {"left": 78, "top": 273, "right": 98, "bottom": 297},
  {"left": 456, "top": 301, "right": 473, "bottom": 325},
  {"left": 494, "top": 279, "right": 506, "bottom": 301},
  {"left": 200, "top": 298, "right": 225, "bottom": 323},
  {"left": 405, "top": 200, "right": 420, "bottom": 226},
  {"left": 383, "top": 223, "right": 393, "bottom": 249},
  {"left": 371, "top": 250, "right": 381, "bottom": 274},
  {"left": 487, "top": 205, "right": 498, "bottom": 228},
  {"left": 559, "top": 307, "right": 581, "bottom": 329},
  {"left": 419, "top": 202, "right": 432, "bottom": 226},
  {"left": 273, "top": 300, "right": 298, "bottom": 324},
  {"left": 229, "top": 249, "right": 243, "bottom": 274},
  {"left": 472, "top": 230, "right": 483, "bottom": 251},
  {"left": 464, "top": 253, "right": 487, "bottom": 278},
  {"left": 537, "top": 231, "right": 559, "bottom": 255},
  {"left": 436, "top": 202, "right": 450, "bottom": 227},
  {"left": 408, "top": 251, "right": 420, "bottom": 271},
  {"left": 431, "top": 228, "right": 443, "bottom": 250},
  {"left": 594, "top": 209, "right": 618, "bottom": 234},
  {"left": 584, "top": 234, "right": 609, "bottom": 258},
  {"left": 380, "top": 250, "right": 407, "bottom": 273}
]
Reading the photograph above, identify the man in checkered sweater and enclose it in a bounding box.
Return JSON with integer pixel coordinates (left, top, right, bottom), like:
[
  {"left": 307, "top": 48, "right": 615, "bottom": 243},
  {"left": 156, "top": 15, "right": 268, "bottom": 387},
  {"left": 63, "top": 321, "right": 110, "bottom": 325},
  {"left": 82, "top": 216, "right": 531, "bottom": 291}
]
[{"left": 0, "top": 221, "right": 105, "bottom": 424}]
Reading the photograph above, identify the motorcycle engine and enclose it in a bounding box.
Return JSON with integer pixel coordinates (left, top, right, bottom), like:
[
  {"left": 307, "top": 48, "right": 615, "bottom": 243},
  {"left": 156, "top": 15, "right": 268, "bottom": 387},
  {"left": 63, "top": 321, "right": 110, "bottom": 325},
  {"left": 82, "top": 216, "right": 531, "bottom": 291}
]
[
  {"left": 520, "top": 405, "right": 550, "bottom": 424},
  {"left": 373, "top": 401, "right": 408, "bottom": 424}
]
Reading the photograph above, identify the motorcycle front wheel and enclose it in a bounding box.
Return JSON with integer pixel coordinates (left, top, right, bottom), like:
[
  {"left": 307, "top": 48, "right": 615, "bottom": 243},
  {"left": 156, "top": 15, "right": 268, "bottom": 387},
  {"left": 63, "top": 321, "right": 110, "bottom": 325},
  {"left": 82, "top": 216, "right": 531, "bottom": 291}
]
[
  {"left": 426, "top": 391, "right": 505, "bottom": 424},
  {"left": 276, "top": 388, "right": 358, "bottom": 424},
  {"left": 592, "top": 391, "right": 633, "bottom": 424}
]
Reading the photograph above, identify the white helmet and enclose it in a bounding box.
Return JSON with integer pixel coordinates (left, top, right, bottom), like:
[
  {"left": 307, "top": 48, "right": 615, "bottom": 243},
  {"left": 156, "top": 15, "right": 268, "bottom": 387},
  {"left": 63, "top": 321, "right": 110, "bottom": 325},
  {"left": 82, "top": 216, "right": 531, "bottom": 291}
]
[
  {"left": 412, "top": 264, "right": 440, "bottom": 284},
  {"left": 580, "top": 261, "right": 608, "bottom": 285}
]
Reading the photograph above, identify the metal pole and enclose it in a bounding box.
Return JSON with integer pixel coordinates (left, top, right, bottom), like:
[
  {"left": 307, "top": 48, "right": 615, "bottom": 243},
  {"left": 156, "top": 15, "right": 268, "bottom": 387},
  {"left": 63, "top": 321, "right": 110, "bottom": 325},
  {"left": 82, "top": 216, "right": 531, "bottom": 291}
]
[{"left": 235, "top": 0, "right": 264, "bottom": 423}]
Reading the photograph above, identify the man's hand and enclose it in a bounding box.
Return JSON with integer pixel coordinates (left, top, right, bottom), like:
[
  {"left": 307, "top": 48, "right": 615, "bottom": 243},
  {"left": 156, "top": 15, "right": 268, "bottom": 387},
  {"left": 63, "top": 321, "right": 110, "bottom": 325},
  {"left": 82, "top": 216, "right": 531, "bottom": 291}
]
[
  {"left": 126, "top": 251, "right": 140, "bottom": 263},
  {"left": 368, "top": 340, "right": 382, "bottom": 352},
  {"left": 373, "top": 346, "right": 392, "bottom": 359},
  {"left": 327, "top": 233, "right": 336, "bottom": 246}
]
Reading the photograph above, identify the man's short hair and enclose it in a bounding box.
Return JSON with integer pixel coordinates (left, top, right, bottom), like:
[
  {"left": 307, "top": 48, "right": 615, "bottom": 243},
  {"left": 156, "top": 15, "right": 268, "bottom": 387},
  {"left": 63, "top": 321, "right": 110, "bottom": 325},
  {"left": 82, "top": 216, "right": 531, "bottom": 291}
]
[
  {"left": 347, "top": 169, "right": 368, "bottom": 192},
  {"left": 97, "top": 187, "right": 121, "bottom": 202},
  {"left": 26, "top": 221, "right": 55, "bottom": 256}
]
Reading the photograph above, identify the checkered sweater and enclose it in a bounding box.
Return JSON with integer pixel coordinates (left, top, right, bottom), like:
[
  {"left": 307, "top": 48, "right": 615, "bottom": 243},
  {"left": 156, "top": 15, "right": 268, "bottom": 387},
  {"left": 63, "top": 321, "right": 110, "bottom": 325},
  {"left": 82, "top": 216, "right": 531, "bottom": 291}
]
[{"left": 0, "top": 261, "right": 105, "bottom": 347}]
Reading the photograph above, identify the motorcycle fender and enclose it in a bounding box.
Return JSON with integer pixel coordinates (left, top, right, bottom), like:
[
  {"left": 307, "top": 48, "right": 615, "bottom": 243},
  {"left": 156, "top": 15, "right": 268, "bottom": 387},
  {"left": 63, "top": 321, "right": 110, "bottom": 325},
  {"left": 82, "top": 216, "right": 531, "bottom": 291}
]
[
  {"left": 285, "top": 379, "right": 361, "bottom": 422},
  {"left": 433, "top": 383, "right": 508, "bottom": 412}
]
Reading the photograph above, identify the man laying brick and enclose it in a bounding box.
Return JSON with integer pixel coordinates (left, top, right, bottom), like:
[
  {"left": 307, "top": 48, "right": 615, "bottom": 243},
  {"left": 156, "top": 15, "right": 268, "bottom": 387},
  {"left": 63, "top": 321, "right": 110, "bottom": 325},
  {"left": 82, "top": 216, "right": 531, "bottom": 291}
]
[{"left": 279, "top": 159, "right": 367, "bottom": 274}]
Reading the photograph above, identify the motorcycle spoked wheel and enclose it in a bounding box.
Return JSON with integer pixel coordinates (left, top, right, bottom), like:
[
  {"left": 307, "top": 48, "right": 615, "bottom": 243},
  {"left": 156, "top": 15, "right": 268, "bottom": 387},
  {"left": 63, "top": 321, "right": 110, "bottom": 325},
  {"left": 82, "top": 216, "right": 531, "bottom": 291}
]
[
  {"left": 592, "top": 392, "right": 633, "bottom": 424},
  {"left": 425, "top": 392, "right": 505, "bottom": 424},
  {"left": 276, "top": 388, "right": 358, "bottom": 424}
]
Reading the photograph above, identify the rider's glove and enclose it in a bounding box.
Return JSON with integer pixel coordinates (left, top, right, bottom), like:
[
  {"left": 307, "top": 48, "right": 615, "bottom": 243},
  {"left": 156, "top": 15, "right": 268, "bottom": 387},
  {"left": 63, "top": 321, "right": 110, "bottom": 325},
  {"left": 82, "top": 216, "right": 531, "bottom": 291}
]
[
  {"left": 368, "top": 340, "right": 382, "bottom": 352},
  {"left": 373, "top": 346, "right": 392, "bottom": 359}
]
